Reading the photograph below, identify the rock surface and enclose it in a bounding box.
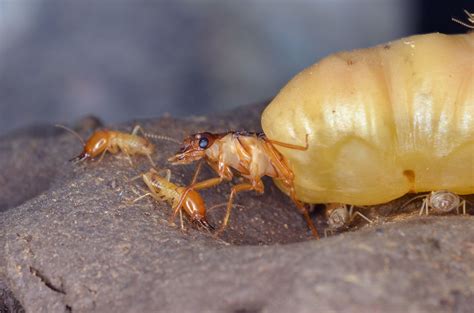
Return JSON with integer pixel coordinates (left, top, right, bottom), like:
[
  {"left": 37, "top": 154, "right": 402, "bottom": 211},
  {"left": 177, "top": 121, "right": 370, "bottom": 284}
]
[{"left": 1, "top": 104, "right": 473, "bottom": 313}]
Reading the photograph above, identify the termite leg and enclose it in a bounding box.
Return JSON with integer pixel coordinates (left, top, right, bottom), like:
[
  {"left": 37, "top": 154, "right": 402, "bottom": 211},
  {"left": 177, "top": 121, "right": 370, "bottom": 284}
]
[
  {"left": 129, "top": 174, "right": 143, "bottom": 182},
  {"left": 191, "top": 160, "right": 204, "bottom": 185},
  {"left": 163, "top": 168, "right": 172, "bottom": 181},
  {"left": 267, "top": 134, "right": 309, "bottom": 151},
  {"left": 125, "top": 185, "right": 153, "bottom": 204},
  {"left": 169, "top": 176, "right": 224, "bottom": 224},
  {"left": 168, "top": 160, "right": 204, "bottom": 223},
  {"left": 288, "top": 186, "right": 319, "bottom": 239},
  {"left": 324, "top": 228, "right": 335, "bottom": 238},
  {"left": 132, "top": 192, "right": 153, "bottom": 203},
  {"left": 452, "top": 10, "right": 474, "bottom": 29},
  {"left": 458, "top": 200, "right": 467, "bottom": 215},
  {"left": 348, "top": 205, "right": 373, "bottom": 224},
  {"left": 97, "top": 148, "right": 109, "bottom": 163},
  {"left": 123, "top": 150, "right": 134, "bottom": 166},
  {"left": 131, "top": 125, "right": 157, "bottom": 167},
  {"left": 347, "top": 204, "right": 354, "bottom": 216},
  {"left": 352, "top": 211, "right": 373, "bottom": 224},
  {"left": 419, "top": 197, "right": 429, "bottom": 215},
  {"left": 216, "top": 183, "right": 256, "bottom": 235},
  {"left": 131, "top": 125, "right": 145, "bottom": 136},
  {"left": 179, "top": 207, "right": 184, "bottom": 230},
  {"left": 146, "top": 154, "right": 156, "bottom": 167}
]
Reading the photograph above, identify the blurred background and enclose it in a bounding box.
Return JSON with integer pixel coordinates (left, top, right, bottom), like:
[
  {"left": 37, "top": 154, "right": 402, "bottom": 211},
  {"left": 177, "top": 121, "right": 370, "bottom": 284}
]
[{"left": 0, "top": 0, "right": 472, "bottom": 135}]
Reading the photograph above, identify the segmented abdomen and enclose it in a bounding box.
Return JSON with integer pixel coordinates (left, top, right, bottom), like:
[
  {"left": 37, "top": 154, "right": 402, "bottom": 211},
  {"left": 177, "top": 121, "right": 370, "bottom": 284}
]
[{"left": 262, "top": 32, "right": 474, "bottom": 205}]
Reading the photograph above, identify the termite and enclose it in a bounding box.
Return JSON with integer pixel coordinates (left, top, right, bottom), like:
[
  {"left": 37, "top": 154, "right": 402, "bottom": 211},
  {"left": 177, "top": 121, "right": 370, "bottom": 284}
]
[
  {"left": 57, "top": 124, "right": 156, "bottom": 166},
  {"left": 260, "top": 31, "right": 473, "bottom": 208},
  {"left": 168, "top": 131, "right": 320, "bottom": 238},
  {"left": 131, "top": 168, "right": 214, "bottom": 230},
  {"left": 324, "top": 203, "right": 372, "bottom": 237},
  {"left": 399, "top": 190, "right": 468, "bottom": 216}
]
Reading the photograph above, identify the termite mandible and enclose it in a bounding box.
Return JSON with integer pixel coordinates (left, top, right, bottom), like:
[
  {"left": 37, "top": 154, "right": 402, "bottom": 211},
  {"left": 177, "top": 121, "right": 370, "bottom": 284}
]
[
  {"left": 261, "top": 31, "right": 473, "bottom": 207},
  {"left": 168, "top": 131, "right": 320, "bottom": 238}
]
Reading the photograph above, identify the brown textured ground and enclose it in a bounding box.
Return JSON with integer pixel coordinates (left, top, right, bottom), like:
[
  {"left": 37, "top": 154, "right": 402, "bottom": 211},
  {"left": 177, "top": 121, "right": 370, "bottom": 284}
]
[{"left": 0, "top": 104, "right": 473, "bottom": 313}]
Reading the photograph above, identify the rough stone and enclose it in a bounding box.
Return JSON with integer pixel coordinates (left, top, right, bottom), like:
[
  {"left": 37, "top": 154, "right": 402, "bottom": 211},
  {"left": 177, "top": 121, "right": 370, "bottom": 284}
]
[{"left": 1, "top": 104, "right": 473, "bottom": 313}]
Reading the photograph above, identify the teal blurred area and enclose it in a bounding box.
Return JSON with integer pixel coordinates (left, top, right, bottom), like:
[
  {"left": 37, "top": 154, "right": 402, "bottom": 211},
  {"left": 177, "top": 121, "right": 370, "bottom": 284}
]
[{"left": 0, "top": 0, "right": 467, "bottom": 135}]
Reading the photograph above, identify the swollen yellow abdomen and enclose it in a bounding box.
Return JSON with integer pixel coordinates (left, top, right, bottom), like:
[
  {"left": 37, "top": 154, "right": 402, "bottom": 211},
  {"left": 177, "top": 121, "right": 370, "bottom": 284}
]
[{"left": 262, "top": 32, "right": 474, "bottom": 205}]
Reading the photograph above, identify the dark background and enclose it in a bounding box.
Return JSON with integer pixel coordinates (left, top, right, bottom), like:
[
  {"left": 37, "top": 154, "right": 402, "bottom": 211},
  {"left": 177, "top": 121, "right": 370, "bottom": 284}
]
[{"left": 0, "top": 0, "right": 472, "bottom": 135}]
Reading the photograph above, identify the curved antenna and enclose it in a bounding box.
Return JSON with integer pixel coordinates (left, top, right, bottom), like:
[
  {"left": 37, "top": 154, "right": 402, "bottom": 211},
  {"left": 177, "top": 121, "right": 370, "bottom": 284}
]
[
  {"left": 143, "top": 132, "right": 181, "bottom": 144},
  {"left": 55, "top": 124, "right": 85, "bottom": 146},
  {"left": 399, "top": 194, "right": 428, "bottom": 212}
]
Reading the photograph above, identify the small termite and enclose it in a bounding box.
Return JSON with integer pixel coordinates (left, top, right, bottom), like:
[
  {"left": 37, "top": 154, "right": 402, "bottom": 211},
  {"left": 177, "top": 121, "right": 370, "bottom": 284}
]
[
  {"left": 57, "top": 124, "right": 156, "bottom": 166},
  {"left": 452, "top": 10, "right": 474, "bottom": 29},
  {"left": 132, "top": 168, "right": 214, "bottom": 230},
  {"left": 324, "top": 203, "right": 372, "bottom": 237},
  {"left": 168, "top": 131, "right": 320, "bottom": 238},
  {"left": 417, "top": 190, "right": 467, "bottom": 216}
]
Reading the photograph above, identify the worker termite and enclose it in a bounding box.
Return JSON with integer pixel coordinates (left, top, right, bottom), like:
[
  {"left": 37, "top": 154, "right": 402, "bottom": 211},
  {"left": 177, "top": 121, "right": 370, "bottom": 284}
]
[
  {"left": 324, "top": 203, "right": 373, "bottom": 237},
  {"left": 168, "top": 131, "right": 320, "bottom": 238},
  {"left": 261, "top": 31, "right": 473, "bottom": 208},
  {"left": 131, "top": 168, "right": 214, "bottom": 230},
  {"left": 399, "top": 190, "right": 469, "bottom": 216},
  {"left": 57, "top": 124, "right": 156, "bottom": 166}
]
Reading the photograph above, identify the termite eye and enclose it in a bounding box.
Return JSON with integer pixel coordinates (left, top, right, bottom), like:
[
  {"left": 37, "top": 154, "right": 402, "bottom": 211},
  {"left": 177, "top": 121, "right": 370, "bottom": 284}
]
[{"left": 199, "top": 137, "right": 209, "bottom": 149}]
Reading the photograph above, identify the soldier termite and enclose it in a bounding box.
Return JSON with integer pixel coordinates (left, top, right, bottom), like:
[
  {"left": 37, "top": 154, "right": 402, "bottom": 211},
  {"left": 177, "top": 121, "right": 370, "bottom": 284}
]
[
  {"left": 57, "top": 124, "right": 157, "bottom": 166},
  {"left": 324, "top": 203, "right": 373, "bottom": 237},
  {"left": 168, "top": 131, "right": 320, "bottom": 238},
  {"left": 131, "top": 168, "right": 214, "bottom": 230}
]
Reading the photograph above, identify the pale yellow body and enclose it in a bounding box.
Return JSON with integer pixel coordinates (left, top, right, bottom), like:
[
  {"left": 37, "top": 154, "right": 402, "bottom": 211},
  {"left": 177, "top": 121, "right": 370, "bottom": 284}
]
[
  {"left": 262, "top": 32, "right": 474, "bottom": 205},
  {"left": 205, "top": 133, "right": 280, "bottom": 183}
]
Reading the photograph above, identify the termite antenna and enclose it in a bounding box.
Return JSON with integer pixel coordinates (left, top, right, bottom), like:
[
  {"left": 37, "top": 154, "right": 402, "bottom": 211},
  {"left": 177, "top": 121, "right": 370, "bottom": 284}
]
[
  {"left": 143, "top": 132, "right": 181, "bottom": 145},
  {"left": 208, "top": 203, "right": 246, "bottom": 212},
  {"left": 452, "top": 10, "right": 474, "bottom": 29},
  {"left": 399, "top": 194, "right": 429, "bottom": 212},
  {"left": 55, "top": 124, "right": 86, "bottom": 146}
]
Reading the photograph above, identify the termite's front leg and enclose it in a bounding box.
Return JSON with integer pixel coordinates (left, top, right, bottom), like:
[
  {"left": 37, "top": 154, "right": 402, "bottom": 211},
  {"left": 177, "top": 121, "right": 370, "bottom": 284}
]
[
  {"left": 217, "top": 182, "right": 260, "bottom": 235},
  {"left": 288, "top": 185, "right": 320, "bottom": 239}
]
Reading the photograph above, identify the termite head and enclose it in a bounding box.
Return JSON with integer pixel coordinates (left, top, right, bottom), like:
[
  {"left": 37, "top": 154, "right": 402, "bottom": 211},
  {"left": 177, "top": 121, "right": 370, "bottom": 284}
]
[
  {"left": 168, "top": 132, "right": 219, "bottom": 164},
  {"left": 326, "top": 205, "right": 349, "bottom": 229},
  {"left": 71, "top": 130, "right": 111, "bottom": 162}
]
